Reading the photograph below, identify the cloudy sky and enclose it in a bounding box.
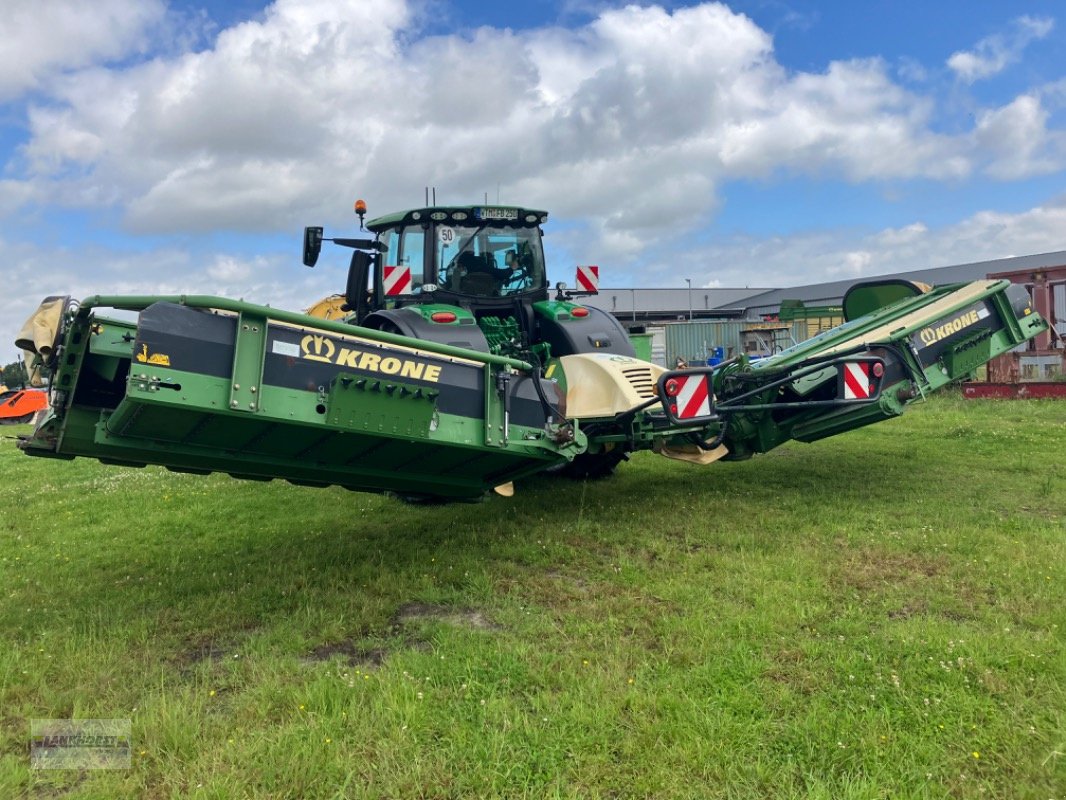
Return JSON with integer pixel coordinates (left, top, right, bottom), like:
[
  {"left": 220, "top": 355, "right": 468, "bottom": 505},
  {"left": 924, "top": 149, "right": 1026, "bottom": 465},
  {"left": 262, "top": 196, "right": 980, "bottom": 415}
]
[{"left": 2, "top": 0, "right": 1065, "bottom": 360}]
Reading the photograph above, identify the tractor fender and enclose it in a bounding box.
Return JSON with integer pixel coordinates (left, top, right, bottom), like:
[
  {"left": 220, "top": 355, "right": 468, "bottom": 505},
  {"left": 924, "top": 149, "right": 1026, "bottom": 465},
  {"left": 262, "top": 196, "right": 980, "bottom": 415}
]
[
  {"left": 536, "top": 306, "right": 636, "bottom": 358},
  {"left": 362, "top": 307, "right": 490, "bottom": 352}
]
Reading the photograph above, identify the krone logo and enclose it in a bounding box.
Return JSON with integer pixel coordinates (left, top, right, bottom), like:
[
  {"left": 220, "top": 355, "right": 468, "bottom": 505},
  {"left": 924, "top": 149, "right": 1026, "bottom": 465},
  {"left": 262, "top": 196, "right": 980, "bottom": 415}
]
[
  {"left": 916, "top": 309, "right": 981, "bottom": 348},
  {"left": 301, "top": 334, "right": 335, "bottom": 363}
]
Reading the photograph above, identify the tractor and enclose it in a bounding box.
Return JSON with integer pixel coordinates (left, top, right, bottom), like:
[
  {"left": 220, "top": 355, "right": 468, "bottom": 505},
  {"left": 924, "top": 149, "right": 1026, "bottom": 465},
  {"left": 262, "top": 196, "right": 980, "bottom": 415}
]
[
  {"left": 300, "top": 202, "right": 637, "bottom": 478},
  {"left": 303, "top": 203, "right": 632, "bottom": 362}
]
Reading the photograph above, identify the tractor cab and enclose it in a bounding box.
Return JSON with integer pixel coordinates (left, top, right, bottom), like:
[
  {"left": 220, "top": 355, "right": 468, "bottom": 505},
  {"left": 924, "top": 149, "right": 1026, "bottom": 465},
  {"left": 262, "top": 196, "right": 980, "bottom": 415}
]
[
  {"left": 303, "top": 202, "right": 633, "bottom": 361},
  {"left": 366, "top": 205, "right": 550, "bottom": 309}
]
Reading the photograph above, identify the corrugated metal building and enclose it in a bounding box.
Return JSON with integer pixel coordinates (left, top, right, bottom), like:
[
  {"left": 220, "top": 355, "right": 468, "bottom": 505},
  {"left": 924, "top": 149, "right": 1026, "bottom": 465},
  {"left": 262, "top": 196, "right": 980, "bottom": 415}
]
[
  {"left": 583, "top": 287, "right": 771, "bottom": 322},
  {"left": 735, "top": 250, "right": 1066, "bottom": 317},
  {"left": 592, "top": 249, "right": 1066, "bottom": 322},
  {"left": 594, "top": 250, "right": 1066, "bottom": 364},
  {"left": 659, "top": 320, "right": 805, "bottom": 365}
]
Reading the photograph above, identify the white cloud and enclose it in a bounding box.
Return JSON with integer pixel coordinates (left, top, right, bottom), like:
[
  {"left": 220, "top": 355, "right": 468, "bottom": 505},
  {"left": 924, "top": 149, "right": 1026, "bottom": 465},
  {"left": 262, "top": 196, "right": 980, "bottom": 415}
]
[
  {"left": 208, "top": 254, "right": 260, "bottom": 283},
  {"left": 828, "top": 250, "right": 872, "bottom": 278},
  {"left": 0, "top": 180, "right": 42, "bottom": 216},
  {"left": 0, "top": 0, "right": 1062, "bottom": 290},
  {"left": 896, "top": 57, "right": 928, "bottom": 83},
  {"left": 974, "top": 94, "right": 1066, "bottom": 178},
  {"left": 873, "top": 222, "right": 929, "bottom": 246},
  {"left": 947, "top": 15, "right": 1054, "bottom": 83},
  {"left": 669, "top": 196, "right": 1066, "bottom": 291},
  {"left": 714, "top": 58, "right": 968, "bottom": 181},
  {"left": 8, "top": 0, "right": 1009, "bottom": 250},
  {"left": 0, "top": 0, "right": 165, "bottom": 101}
]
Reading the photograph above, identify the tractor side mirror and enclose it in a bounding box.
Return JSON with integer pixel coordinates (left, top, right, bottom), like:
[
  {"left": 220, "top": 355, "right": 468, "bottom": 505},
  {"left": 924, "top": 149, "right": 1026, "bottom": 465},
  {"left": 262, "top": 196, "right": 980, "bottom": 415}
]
[{"left": 303, "top": 226, "right": 324, "bottom": 267}]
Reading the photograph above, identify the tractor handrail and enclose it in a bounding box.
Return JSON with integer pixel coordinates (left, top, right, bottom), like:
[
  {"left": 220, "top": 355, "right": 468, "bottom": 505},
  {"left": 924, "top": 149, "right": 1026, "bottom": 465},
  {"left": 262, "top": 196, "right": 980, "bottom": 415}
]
[{"left": 76, "top": 294, "right": 534, "bottom": 371}]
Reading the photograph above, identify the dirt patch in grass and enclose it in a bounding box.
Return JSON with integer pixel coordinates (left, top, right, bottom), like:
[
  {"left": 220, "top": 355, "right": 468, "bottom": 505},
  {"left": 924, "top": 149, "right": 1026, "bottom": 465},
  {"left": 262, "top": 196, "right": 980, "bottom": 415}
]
[
  {"left": 390, "top": 602, "right": 501, "bottom": 631},
  {"left": 544, "top": 569, "right": 589, "bottom": 589},
  {"left": 300, "top": 600, "right": 500, "bottom": 668},
  {"left": 763, "top": 647, "right": 820, "bottom": 695},
  {"left": 175, "top": 639, "right": 230, "bottom": 667},
  {"left": 834, "top": 546, "right": 945, "bottom": 593},
  {"left": 24, "top": 773, "right": 90, "bottom": 799},
  {"left": 830, "top": 546, "right": 989, "bottom": 622},
  {"left": 887, "top": 599, "right": 930, "bottom": 620},
  {"left": 1, "top": 715, "right": 23, "bottom": 735},
  {"left": 302, "top": 640, "right": 389, "bottom": 668},
  {"left": 172, "top": 620, "right": 262, "bottom": 670}
]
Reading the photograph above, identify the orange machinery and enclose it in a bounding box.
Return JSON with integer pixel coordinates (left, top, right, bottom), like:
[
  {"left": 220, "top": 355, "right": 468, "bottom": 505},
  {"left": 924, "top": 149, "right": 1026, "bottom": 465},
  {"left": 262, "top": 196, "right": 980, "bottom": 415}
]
[{"left": 0, "top": 388, "right": 47, "bottom": 424}]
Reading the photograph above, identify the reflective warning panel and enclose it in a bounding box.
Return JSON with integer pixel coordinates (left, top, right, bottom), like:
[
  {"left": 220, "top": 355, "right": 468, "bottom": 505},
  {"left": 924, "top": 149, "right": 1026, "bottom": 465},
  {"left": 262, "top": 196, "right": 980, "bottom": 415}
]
[
  {"left": 841, "top": 361, "right": 872, "bottom": 399},
  {"left": 383, "top": 265, "right": 412, "bottom": 296},
  {"left": 838, "top": 359, "right": 885, "bottom": 401},
  {"left": 575, "top": 265, "right": 599, "bottom": 293},
  {"left": 657, "top": 369, "right": 715, "bottom": 424}
]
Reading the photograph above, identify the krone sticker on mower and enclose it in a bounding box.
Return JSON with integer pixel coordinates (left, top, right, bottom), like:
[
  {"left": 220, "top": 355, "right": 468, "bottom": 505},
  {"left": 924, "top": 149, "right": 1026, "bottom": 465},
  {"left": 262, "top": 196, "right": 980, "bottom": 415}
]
[
  {"left": 914, "top": 305, "right": 990, "bottom": 349},
  {"left": 298, "top": 334, "right": 442, "bottom": 382}
]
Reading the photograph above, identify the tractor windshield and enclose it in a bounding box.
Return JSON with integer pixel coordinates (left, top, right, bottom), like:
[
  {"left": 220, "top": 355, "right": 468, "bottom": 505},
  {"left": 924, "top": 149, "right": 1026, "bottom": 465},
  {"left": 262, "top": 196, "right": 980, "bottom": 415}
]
[{"left": 437, "top": 225, "right": 545, "bottom": 298}]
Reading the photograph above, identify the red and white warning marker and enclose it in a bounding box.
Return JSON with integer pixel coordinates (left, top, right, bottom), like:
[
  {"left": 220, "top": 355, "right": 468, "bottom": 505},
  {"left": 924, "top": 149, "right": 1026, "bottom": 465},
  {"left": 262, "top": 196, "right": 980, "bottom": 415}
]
[
  {"left": 664, "top": 374, "right": 712, "bottom": 420},
  {"left": 575, "top": 265, "right": 599, "bottom": 293},
  {"left": 383, "top": 265, "right": 412, "bottom": 296},
  {"left": 841, "top": 361, "right": 873, "bottom": 399}
]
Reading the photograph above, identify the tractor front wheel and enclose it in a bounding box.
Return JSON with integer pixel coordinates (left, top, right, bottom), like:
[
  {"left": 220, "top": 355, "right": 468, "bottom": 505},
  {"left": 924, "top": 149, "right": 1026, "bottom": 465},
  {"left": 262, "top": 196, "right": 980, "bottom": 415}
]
[{"left": 551, "top": 449, "right": 629, "bottom": 480}]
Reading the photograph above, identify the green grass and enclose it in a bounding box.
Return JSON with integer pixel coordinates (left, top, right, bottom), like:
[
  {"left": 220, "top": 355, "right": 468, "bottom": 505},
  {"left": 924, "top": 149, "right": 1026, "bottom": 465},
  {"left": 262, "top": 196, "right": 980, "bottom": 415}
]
[{"left": 1, "top": 394, "right": 1064, "bottom": 799}]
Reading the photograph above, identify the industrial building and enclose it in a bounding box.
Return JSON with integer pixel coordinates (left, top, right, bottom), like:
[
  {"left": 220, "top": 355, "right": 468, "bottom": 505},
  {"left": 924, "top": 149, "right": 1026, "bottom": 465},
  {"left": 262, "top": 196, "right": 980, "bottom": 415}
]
[{"left": 586, "top": 250, "right": 1066, "bottom": 374}]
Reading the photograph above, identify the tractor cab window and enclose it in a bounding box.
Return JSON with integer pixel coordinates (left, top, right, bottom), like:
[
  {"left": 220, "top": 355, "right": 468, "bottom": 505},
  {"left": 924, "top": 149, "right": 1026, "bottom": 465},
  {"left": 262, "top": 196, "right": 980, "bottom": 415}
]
[
  {"left": 379, "top": 227, "right": 427, "bottom": 294},
  {"left": 437, "top": 225, "right": 544, "bottom": 298}
]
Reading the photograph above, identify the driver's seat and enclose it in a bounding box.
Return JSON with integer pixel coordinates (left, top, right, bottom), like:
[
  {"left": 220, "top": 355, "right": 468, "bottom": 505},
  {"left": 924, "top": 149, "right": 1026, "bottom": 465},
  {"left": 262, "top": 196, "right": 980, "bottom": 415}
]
[{"left": 460, "top": 271, "right": 499, "bottom": 295}]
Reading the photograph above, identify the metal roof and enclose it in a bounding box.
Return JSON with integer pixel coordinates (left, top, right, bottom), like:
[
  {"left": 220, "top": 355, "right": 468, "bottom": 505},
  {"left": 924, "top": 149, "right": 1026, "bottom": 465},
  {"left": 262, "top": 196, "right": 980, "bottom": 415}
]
[
  {"left": 736, "top": 250, "right": 1066, "bottom": 316},
  {"left": 583, "top": 287, "right": 771, "bottom": 320},
  {"left": 579, "top": 250, "right": 1066, "bottom": 323}
]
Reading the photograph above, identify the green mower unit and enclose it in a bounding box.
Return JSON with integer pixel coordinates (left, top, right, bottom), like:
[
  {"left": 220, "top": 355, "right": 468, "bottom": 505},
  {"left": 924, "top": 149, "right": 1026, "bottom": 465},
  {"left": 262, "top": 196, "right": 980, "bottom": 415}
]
[{"left": 15, "top": 202, "right": 1050, "bottom": 501}]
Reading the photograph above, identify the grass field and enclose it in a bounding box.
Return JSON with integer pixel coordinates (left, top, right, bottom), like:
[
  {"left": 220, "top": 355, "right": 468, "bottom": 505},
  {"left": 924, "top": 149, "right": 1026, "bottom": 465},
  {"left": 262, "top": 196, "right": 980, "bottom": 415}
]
[{"left": 1, "top": 394, "right": 1063, "bottom": 799}]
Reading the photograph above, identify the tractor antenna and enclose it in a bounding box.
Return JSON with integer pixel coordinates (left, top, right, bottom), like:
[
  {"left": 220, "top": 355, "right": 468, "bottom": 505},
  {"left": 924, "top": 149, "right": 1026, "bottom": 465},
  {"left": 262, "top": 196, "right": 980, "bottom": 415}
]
[
  {"left": 485, "top": 192, "right": 489, "bottom": 204},
  {"left": 432, "top": 187, "right": 436, "bottom": 205},
  {"left": 424, "top": 186, "right": 429, "bottom": 206}
]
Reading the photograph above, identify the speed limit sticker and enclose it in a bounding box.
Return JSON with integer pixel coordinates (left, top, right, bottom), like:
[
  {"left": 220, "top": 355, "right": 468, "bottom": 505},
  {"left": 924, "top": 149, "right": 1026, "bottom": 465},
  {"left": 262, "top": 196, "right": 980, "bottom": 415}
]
[{"left": 438, "top": 226, "right": 455, "bottom": 245}]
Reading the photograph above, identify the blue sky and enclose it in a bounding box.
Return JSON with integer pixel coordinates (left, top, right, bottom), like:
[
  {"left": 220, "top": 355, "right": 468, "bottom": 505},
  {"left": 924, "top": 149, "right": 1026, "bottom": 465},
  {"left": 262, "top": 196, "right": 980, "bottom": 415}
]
[{"left": 2, "top": 0, "right": 1065, "bottom": 360}]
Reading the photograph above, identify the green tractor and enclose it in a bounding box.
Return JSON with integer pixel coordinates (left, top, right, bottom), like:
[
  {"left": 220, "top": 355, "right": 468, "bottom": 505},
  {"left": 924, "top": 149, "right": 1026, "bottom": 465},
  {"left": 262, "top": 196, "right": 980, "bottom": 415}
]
[
  {"left": 14, "top": 200, "right": 1050, "bottom": 502},
  {"left": 302, "top": 202, "right": 633, "bottom": 364},
  {"left": 299, "top": 201, "right": 638, "bottom": 480}
]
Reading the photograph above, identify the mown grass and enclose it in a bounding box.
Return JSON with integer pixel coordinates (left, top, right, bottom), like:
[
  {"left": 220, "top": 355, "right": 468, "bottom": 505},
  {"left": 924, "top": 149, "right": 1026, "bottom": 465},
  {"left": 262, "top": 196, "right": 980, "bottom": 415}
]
[{"left": 0, "top": 393, "right": 1063, "bottom": 799}]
